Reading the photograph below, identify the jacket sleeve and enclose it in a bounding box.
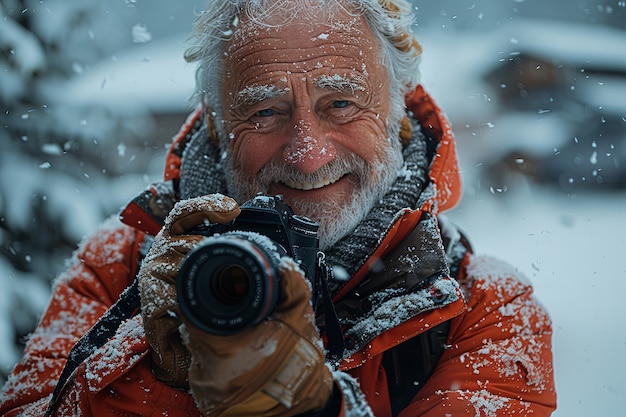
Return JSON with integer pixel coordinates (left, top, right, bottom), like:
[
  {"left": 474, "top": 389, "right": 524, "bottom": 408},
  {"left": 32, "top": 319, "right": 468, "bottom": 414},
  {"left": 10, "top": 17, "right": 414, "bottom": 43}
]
[
  {"left": 406, "top": 254, "right": 557, "bottom": 416},
  {"left": 0, "top": 219, "right": 141, "bottom": 416}
]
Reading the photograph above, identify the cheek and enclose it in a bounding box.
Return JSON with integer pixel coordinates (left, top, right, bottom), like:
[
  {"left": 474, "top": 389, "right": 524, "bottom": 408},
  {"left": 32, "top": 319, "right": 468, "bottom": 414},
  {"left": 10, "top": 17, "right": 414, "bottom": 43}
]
[
  {"left": 229, "top": 132, "right": 284, "bottom": 177},
  {"left": 335, "top": 114, "right": 390, "bottom": 161}
]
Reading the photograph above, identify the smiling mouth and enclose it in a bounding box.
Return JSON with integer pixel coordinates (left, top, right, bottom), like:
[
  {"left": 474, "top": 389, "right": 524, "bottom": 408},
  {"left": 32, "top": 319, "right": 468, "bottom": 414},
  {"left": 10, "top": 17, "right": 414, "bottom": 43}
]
[{"left": 282, "top": 173, "right": 346, "bottom": 191}]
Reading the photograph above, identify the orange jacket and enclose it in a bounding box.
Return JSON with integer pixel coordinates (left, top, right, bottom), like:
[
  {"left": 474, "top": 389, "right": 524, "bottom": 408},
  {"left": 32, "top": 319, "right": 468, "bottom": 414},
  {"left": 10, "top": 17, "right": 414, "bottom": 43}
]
[{"left": 0, "top": 86, "right": 557, "bottom": 416}]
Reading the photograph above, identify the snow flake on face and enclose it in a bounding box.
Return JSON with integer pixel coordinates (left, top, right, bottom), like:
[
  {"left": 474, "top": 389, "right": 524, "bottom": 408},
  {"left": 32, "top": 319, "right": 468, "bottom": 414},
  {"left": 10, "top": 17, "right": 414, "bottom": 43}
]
[
  {"left": 312, "top": 32, "right": 329, "bottom": 41},
  {"left": 284, "top": 135, "right": 318, "bottom": 164}
]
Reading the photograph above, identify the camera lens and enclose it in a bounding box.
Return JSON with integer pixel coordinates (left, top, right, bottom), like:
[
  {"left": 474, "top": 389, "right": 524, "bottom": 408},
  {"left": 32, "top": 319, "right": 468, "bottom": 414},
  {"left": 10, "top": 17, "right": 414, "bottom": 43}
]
[
  {"left": 177, "top": 233, "right": 283, "bottom": 335},
  {"left": 211, "top": 265, "right": 251, "bottom": 304}
]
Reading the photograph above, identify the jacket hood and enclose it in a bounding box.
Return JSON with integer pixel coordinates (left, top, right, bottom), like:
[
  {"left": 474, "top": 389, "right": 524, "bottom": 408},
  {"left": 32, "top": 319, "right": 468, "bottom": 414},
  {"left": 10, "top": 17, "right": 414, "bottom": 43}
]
[{"left": 405, "top": 85, "right": 461, "bottom": 212}]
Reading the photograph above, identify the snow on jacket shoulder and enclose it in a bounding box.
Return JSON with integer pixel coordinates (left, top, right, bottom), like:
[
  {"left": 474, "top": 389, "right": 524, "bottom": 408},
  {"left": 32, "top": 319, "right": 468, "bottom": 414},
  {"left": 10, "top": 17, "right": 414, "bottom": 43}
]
[
  {"left": 335, "top": 224, "right": 556, "bottom": 416},
  {"left": 0, "top": 217, "right": 146, "bottom": 416},
  {"left": 53, "top": 315, "right": 199, "bottom": 417},
  {"left": 403, "top": 254, "right": 557, "bottom": 416}
]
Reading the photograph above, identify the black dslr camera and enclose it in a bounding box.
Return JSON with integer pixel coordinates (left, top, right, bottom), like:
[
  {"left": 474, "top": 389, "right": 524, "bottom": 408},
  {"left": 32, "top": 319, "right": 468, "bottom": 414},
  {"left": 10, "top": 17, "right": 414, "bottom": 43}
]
[{"left": 176, "top": 195, "right": 320, "bottom": 335}]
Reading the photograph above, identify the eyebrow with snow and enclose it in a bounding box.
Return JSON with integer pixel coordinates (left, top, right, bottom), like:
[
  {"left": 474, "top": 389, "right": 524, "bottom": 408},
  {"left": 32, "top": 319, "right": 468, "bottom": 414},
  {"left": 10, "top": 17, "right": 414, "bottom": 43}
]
[
  {"left": 313, "top": 74, "right": 367, "bottom": 94},
  {"left": 234, "top": 84, "right": 290, "bottom": 108}
]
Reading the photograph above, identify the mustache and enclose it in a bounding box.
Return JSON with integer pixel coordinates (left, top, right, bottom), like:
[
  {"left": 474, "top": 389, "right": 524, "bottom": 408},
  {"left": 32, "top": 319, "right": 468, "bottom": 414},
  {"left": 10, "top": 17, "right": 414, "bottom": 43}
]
[{"left": 256, "top": 154, "right": 368, "bottom": 190}]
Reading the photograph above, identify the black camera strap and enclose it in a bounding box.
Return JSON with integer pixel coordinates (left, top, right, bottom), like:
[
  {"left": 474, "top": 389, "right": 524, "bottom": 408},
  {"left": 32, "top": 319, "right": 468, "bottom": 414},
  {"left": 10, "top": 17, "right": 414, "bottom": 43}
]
[
  {"left": 316, "top": 253, "right": 345, "bottom": 368},
  {"left": 44, "top": 279, "right": 141, "bottom": 417}
]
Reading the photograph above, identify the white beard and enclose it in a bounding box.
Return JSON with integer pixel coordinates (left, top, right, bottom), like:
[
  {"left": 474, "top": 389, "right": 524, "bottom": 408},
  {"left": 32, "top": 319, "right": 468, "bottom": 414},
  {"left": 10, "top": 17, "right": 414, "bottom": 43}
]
[{"left": 223, "top": 136, "right": 404, "bottom": 251}]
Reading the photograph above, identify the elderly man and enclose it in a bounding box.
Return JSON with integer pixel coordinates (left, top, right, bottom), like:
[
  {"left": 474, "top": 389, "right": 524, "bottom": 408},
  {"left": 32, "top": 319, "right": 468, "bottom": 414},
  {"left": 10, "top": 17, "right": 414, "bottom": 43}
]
[{"left": 0, "top": 0, "right": 557, "bottom": 416}]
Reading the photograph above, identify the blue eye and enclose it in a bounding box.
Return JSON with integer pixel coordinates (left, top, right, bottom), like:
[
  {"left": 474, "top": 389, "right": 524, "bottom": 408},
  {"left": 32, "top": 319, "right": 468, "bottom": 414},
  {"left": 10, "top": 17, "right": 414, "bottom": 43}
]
[
  {"left": 255, "top": 109, "right": 276, "bottom": 117},
  {"left": 332, "top": 100, "right": 350, "bottom": 108}
]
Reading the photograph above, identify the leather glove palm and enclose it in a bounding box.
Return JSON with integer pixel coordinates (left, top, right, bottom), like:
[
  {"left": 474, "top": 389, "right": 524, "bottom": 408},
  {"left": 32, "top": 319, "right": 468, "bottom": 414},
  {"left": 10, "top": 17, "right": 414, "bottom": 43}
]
[
  {"left": 139, "top": 194, "right": 241, "bottom": 387},
  {"left": 183, "top": 257, "right": 333, "bottom": 416},
  {"left": 138, "top": 194, "right": 332, "bottom": 416}
]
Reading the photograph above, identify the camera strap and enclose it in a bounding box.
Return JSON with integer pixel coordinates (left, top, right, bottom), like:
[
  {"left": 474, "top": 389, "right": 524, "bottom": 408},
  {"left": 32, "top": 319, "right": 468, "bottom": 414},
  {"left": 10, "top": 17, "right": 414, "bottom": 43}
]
[
  {"left": 316, "top": 253, "right": 345, "bottom": 368},
  {"left": 44, "top": 279, "right": 141, "bottom": 417}
]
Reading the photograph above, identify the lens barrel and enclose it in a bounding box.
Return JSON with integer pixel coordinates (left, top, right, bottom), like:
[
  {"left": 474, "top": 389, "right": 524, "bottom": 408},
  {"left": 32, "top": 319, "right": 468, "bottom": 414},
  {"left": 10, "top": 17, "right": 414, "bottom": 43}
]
[{"left": 176, "top": 233, "right": 282, "bottom": 335}]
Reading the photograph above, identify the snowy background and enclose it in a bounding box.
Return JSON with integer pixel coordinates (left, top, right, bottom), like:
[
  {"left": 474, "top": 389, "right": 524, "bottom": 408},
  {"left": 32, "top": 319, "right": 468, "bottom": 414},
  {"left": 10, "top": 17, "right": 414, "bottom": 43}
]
[{"left": 1, "top": 1, "right": 625, "bottom": 416}]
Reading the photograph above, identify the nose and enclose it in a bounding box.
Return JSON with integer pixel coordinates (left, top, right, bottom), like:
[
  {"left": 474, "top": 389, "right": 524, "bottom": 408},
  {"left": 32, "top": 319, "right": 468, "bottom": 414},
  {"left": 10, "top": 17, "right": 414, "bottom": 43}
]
[{"left": 283, "top": 118, "right": 336, "bottom": 173}]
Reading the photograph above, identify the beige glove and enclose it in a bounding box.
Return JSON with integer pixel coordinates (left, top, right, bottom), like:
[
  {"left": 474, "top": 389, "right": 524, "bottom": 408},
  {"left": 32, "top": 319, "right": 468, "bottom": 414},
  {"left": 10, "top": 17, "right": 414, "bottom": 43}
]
[
  {"left": 138, "top": 194, "right": 241, "bottom": 387},
  {"left": 138, "top": 194, "right": 333, "bottom": 416}
]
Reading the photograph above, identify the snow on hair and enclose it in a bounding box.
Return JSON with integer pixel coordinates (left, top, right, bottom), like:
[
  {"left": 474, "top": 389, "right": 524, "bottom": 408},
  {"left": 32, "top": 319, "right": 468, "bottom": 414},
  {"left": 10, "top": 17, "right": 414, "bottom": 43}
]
[{"left": 184, "top": 0, "right": 421, "bottom": 128}]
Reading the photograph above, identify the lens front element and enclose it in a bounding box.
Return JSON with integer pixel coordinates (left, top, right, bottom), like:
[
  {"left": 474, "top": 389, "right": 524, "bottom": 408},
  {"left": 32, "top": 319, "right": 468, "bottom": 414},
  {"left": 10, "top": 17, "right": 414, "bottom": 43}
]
[
  {"left": 177, "top": 233, "right": 281, "bottom": 335},
  {"left": 212, "top": 264, "right": 251, "bottom": 304}
]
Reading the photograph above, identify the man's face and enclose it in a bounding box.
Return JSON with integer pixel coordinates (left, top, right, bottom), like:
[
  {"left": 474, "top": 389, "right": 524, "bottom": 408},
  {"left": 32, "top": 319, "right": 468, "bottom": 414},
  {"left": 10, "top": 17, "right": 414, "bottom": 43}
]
[{"left": 220, "top": 6, "right": 403, "bottom": 249}]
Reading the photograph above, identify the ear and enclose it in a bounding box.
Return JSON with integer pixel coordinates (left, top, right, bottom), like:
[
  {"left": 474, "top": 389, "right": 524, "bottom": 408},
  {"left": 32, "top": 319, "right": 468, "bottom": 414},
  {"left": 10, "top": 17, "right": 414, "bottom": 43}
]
[
  {"left": 399, "top": 116, "right": 413, "bottom": 147},
  {"left": 204, "top": 106, "right": 220, "bottom": 147}
]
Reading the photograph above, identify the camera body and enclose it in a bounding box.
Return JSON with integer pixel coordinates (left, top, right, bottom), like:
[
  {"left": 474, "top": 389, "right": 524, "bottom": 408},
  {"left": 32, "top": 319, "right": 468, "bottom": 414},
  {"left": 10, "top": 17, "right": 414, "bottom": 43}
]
[{"left": 176, "top": 195, "right": 320, "bottom": 335}]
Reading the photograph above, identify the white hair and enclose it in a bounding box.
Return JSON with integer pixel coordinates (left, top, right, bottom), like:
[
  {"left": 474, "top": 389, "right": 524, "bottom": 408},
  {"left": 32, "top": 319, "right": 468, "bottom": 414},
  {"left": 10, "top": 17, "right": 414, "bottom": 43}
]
[{"left": 184, "top": 0, "right": 422, "bottom": 133}]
